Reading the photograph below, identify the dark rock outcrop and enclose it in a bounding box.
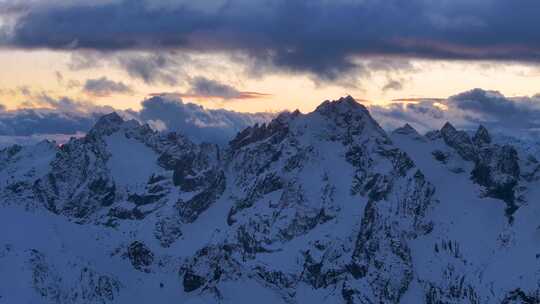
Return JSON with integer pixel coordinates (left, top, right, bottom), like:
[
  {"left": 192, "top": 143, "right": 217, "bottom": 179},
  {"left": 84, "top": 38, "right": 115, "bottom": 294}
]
[
  {"left": 440, "top": 122, "right": 476, "bottom": 161},
  {"left": 126, "top": 241, "right": 154, "bottom": 272}
]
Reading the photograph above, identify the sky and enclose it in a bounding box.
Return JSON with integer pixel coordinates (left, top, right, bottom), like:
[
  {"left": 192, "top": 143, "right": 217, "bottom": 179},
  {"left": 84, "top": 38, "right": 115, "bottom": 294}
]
[{"left": 1, "top": 0, "right": 540, "bottom": 144}]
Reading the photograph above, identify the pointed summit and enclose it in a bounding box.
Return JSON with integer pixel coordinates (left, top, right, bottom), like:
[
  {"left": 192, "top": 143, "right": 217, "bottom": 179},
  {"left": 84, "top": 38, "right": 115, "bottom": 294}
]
[
  {"left": 393, "top": 123, "right": 419, "bottom": 136},
  {"left": 441, "top": 122, "right": 457, "bottom": 135},
  {"left": 473, "top": 125, "right": 491, "bottom": 146},
  {"left": 440, "top": 122, "right": 476, "bottom": 161},
  {"left": 89, "top": 112, "right": 125, "bottom": 136},
  {"left": 96, "top": 112, "right": 124, "bottom": 126},
  {"left": 315, "top": 95, "right": 370, "bottom": 116},
  {"left": 314, "top": 96, "right": 377, "bottom": 127},
  {"left": 312, "top": 95, "right": 387, "bottom": 141}
]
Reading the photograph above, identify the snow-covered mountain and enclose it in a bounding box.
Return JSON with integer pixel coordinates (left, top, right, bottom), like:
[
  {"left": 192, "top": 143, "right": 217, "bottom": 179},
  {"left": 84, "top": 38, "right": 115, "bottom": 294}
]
[{"left": 1, "top": 96, "right": 540, "bottom": 303}]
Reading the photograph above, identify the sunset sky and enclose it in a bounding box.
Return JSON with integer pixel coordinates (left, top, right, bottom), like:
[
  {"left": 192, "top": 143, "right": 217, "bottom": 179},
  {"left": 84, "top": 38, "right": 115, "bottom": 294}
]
[
  {"left": 2, "top": 0, "right": 540, "bottom": 142},
  {"left": 3, "top": 49, "right": 540, "bottom": 113}
]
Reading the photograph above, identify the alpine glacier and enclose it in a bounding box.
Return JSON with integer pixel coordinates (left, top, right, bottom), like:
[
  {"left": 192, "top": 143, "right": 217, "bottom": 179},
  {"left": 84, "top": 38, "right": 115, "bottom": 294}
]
[{"left": 1, "top": 96, "right": 539, "bottom": 303}]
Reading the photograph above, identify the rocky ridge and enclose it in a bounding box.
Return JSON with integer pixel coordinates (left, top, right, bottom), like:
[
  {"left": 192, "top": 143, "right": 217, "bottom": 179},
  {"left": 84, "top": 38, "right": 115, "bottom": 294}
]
[{"left": 0, "top": 96, "right": 539, "bottom": 303}]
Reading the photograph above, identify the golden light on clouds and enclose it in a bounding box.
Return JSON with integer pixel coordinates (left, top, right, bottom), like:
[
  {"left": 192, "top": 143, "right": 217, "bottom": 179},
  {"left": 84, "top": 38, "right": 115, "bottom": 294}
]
[{"left": 1, "top": 49, "right": 540, "bottom": 113}]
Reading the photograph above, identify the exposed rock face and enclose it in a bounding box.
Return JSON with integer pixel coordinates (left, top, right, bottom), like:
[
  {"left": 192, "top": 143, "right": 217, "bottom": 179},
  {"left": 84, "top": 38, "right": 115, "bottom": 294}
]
[
  {"left": 179, "top": 245, "right": 242, "bottom": 293},
  {"left": 472, "top": 144, "right": 521, "bottom": 216},
  {"left": 440, "top": 122, "right": 477, "bottom": 161},
  {"left": 154, "top": 215, "right": 183, "bottom": 248},
  {"left": 473, "top": 125, "right": 492, "bottom": 146},
  {"left": 126, "top": 241, "right": 154, "bottom": 272},
  {"left": 28, "top": 249, "right": 121, "bottom": 303},
  {"left": 177, "top": 170, "right": 226, "bottom": 223},
  {"left": 349, "top": 169, "right": 435, "bottom": 303},
  {"left": 2, "top": 97, "right": 540, "bottom": 303},
  {"left": 32, "top": 113, "right": 126, "bottom": 218},
  {"left": 501, "top": 289, "right": 540, "bottom": 304},
  {"left": 428, "top": 123, "right": 523, "bottom": 220},
  {"left": 217, "top": 96, "right": 438, "bottom": 303}
]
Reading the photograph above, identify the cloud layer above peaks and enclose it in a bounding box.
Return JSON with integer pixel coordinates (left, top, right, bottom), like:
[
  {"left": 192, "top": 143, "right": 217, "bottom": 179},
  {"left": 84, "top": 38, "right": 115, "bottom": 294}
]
[{"left": 3, "top": 0, "right": 540, "bottom": 82}]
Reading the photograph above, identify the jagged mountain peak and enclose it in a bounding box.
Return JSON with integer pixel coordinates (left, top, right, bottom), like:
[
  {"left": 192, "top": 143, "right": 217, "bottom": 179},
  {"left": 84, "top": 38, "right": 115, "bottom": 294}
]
[
  {"left": 95, "top": 112, "right": 124, "bottom": 127},
  {"left": 311, "top": 96, "right": 387, "bottom": 139},
  {"left": 439, "top": 122, "right": 476, "bottom": 161},
  {"left": 88, "top": 112, "right": 126, "bottom": 137},
  {"left": 315, "top": 95, "right": 369, "bottom": 115},
  {"left": 5, "top": 97, "right": 540, "bottom": 304},
  {"left": 393, "top": 123, "right": 420, "bottom": 136},
  {"left": 440, "top": 121, "right": 457, "bottom": 134},
  {"left": 473, "top": 124, "right": 491, "bottom": 145},
  {"left": 230, "top": 96, "right": 386, "bottom": 149},
  {"left": 87, "top": 112, "right": 159, "bottom": 141}
]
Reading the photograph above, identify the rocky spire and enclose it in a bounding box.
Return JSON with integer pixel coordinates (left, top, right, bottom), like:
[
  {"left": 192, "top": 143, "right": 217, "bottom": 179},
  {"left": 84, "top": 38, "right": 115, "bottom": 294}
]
[
  {"left": 440, "top": 122, "right": 457, "bottom": 137},
  {"left": 473, "top": 125, "right": 491, "bottom": 146},
  {"left": 393, "top": 123, "right": 420, "bottom": 136},
  {"left": 315, "top": 95, "right": 370, "bottom": 116},
  {"left": 440, "top": 122, "right": 476, "bottom": 161}
]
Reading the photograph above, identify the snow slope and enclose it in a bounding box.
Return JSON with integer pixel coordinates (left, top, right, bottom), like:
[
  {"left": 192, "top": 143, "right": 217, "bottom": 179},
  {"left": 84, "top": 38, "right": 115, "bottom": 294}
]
[{"left": 1, "top": 96, "right": 540, "bottom": 303}]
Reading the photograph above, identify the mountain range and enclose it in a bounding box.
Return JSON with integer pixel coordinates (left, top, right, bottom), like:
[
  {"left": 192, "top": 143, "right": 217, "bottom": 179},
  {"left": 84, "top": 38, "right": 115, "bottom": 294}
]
[{"left": 1, "top": 96, "right": 539, "bottom": 304}]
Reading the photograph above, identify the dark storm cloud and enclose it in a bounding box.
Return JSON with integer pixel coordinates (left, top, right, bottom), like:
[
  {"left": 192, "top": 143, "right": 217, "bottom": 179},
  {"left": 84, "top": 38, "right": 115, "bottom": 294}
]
[
  {"left": 371, "top": 89, "right": 540, "bottom": 135},
  {"left": 83, "top": 77, "right": 132, "bottom": 97},
  {"left": 5, "top": 0, "right": 540, "bottom": 81}
]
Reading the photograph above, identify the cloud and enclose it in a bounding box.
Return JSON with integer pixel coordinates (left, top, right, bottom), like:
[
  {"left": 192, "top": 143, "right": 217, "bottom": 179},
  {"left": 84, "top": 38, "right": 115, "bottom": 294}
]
[
  {"left": 66, "top": 51, "right": 187, "bottom": 86},
  {"left": 188, "top": 77, "right": 244, "bottom": 99},
  {"left": 5, "top": 0, "right": 540, "bottom": 82},
  {"left": 0, "top": 90, "right": 115, "bottom": 138},
  {"left": 382, "top": 79, "right": 404, "bottom": 92},
  {"left": 68, "top": 51, "right": 104, "bottom": 70},
  {"left": 449, "top": 89, "right": 540, "bottom": 130},
  {"left": 54, "top": 71, "right": 63, "bottom": 83},
  {"left": 0, "top": 133, "right": 85, "bottom": 149},
  {"left": 19, "top": 91, "right": 113, "bottom": 113},
  {"left": 138, "top": 95, "right": 273, "bottom": 144},
  {"left": 0, "top": 91, "right": 273, "bottom": 146},
  {"left": 83, "top": 76, "right": 132, "bottom": 97},
  {"left": 117, "top": 53, "right": 183, "bottom": 85},
  {"left": 0, "top": 108, "right": 99, "bottom": 137},
  {"left": 371, "top": 88, "right": 540, "bottom": 136},
  {"left": 370, "top": 101, "right": 448, "bottom": 133},
  {"left": 4, "top": 86, "right": 540, "bottom": 147},
  {"left": 177, "top": 76, "right": 270, "bottom": 100}
]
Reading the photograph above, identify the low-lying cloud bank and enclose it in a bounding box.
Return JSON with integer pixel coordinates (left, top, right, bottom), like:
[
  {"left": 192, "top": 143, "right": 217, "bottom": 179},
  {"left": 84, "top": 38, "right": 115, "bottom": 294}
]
[
  {"left": 1, "top": 88, "right": 540, "bottom": 148},
  {"left": 370, "top": 88, "right": 540, "bottom": 138},
  {"left": 0, "top": 95, "right": 273, "bottom": 147},
  {"left": 133, "top": 95, "right": 273, "bottom": 144}
]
